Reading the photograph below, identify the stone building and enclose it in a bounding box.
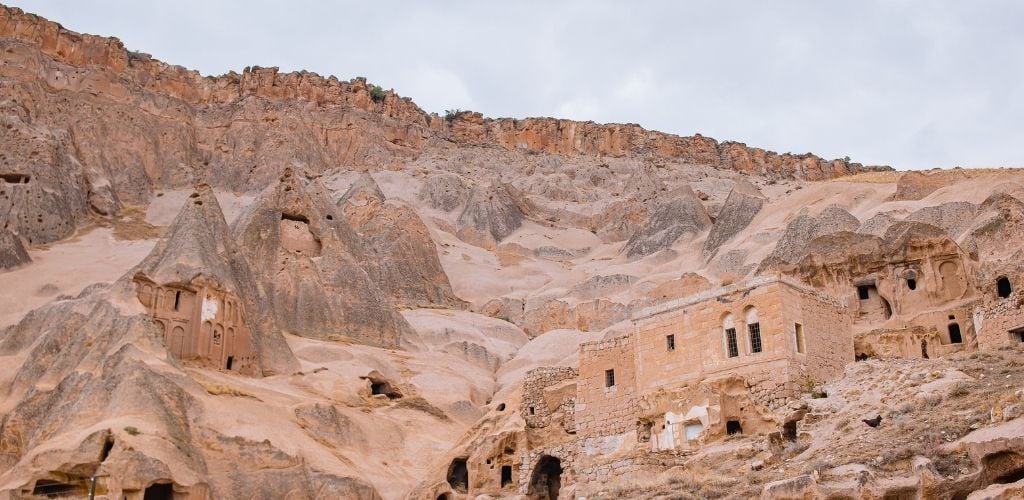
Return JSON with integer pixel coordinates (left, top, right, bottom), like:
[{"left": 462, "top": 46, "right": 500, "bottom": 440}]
[
  {"left": 433, "top": 277, "right": 854, "bottom": 498},
  {"left": 781, "top": 223, "right": 981, "bottom": 359},
  {"left": 569, "top": 276, "right": 852, "bottom": 485},
  {"left": 133, "top": 274, "right": 257, "bottom": 375},
  {"left": 974, "top": 274, "right": 1024, "bottom": 350}
]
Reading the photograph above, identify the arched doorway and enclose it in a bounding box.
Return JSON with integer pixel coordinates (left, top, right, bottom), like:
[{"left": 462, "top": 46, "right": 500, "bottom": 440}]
[{"left": 529, "top": 455, "right": 562, "bottom": 500}]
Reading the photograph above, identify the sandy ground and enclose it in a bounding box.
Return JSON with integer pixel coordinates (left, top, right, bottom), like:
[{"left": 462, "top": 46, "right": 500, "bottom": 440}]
[{"left": 0, "top": 227, "right": 155, "bottom": 327}]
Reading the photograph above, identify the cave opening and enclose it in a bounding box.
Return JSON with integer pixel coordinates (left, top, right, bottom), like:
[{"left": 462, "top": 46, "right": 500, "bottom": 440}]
[{"left": 446, "top": 458, "right": 469, "bottom": 493}]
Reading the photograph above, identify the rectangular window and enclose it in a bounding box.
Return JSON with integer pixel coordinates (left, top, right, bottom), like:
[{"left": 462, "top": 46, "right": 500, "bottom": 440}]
[
  {"left": 857, "top": 285, "right": 871, "bottom": 300},
  {"left": 666, "top": 334, "right": 675, "bottom": 351},
  {"left": 605, "top": 369, "right": 616, "bottom": 387},
  {"left": 795, "top": 323, "right": 805, "bottom": 354},
  {"left": 725, "top": 328, "right": 739, "bottom": 358},
  {"left": 749, "top": 322, "right": 762, "bottom": 353}
]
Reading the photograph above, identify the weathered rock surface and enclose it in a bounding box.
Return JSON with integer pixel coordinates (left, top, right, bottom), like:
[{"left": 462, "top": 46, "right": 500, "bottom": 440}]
[
  {"left": 233, "top": 169, "right": 412, "bottom": 348},
  {"left": 760, "top": 205, "right": 861, "bottom": 269},
  {"left": 340, "top": 174, "right": 464, "bottom": 309},
  {"left": 623, "top": 185, "right": 712, "bottom": 258},
  {"left": 702, "top": 180, "right": 766, "bottom": 259},
  {"left": 130, "top": 184, "right": 299, "bottom": 375},
  {"left": 456, "top": 183, "right": 525, "bottom": 248},
  {"left": 418, "top": 172, "right": 469, "bottom": 212},
  {"left": 894, "top": 169, "right": 969, "bottom": 201},
  {"left": 0, "top": 228, "right": 30, "bottom": 269}
]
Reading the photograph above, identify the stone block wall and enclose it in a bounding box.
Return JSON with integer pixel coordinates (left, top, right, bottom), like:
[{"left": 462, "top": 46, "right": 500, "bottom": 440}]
[
  {"left": 576, "top": 336, "right": 638, "bottom": 439},
  {"left": 521, "top": 366, "right": 578, "bottom": 430},
  {"left": 976, "top": 290, "right": 1024, "bottom": 350}
]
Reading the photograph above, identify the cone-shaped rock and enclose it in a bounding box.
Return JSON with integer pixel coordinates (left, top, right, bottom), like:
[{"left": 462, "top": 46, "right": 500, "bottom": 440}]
[
  {"left": 702, "top": 180, "right": 766, "bottom": 260},
  {"left": 127, "top": 184, "right": 299, "bottom": 376},
  {"left": 622, "top": 185, "right": 712, "bottom": 258},
  {"left": 340, "top": 174, "right": 465, "bottom": 309},
  {"left": 233, "top": 169, "right": 411, "bottom": 348}
]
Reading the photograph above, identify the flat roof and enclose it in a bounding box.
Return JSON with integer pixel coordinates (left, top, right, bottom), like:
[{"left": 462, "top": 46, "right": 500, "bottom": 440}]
[{"left": 631, "top": 275, "right": 845, "bottom": 322}]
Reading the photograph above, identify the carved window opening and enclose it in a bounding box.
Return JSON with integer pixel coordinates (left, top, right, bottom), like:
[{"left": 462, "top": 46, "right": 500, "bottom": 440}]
[
  {"left": 32, "top": 479, "right": 83, "bottom": 497},
  {"left": 528, "top": 406, "right": 535, "bottom": 415},
  {"left": 500, "top": 465, "right": 513, "bottom": 488},
  {"left": 948, "top": 323, "right": 962, "bottom": 344},
  {"left": 0, "top": 173, "right": 30, "bottom": 184},
  {"left": 604, "top": 369, "right": 615, "bottom": 387},
  {"left": 857, "top": 285, "right": 871, "bottom": 300},
  {"left": 446, "top": 458, "right": 469, "bottom": 493},
  {"left": 666, "top": 334, "right": 675, "bottom": 351},
  {"left": 1011, "top": 327, "right": 1024, "bottom": 343},
  {"left": 143, "top": 483, "right": 173, "bottom": 500},
  {"left": 794, "top": 323, "right": 805, "bottom": 354},
  {"left": 225, "top": 356, "right": 234, "bottom": 370},
  {"left": 173, "top": 290, "right": 182, "bottom": 311},
  {"left": 998, "top": 277, "right": 1013, "bottom": 299},
  {"left": 726, "top": 420, "right": 743, "bottom": 435},
  {"left": 907, "top": 278, "right": 917, "bottom": 290}
]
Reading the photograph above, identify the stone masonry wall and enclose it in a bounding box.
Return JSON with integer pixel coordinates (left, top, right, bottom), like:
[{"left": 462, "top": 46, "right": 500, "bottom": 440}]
[
  {"left": 576, "top": 336, "right": 638, "bottom": 439},
  {"left": 521, "top": 366, "right": 578, "bottom": 430},
  {"left": 976, "top": 289, "right": 1024, "bottom": 350}
]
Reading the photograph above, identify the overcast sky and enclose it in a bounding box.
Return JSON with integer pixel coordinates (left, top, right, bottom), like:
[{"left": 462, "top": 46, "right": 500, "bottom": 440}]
[{"left": 12, "top": 1, "right": 1024, "bottom": 170}]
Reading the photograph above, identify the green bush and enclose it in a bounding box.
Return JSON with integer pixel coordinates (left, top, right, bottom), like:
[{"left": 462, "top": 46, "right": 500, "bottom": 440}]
[
  {"left": 369, "top": 85, "right": 386, "bottom": 103},
  {"left": 444, "top": 109, "right": 462, "bottom": 122}
]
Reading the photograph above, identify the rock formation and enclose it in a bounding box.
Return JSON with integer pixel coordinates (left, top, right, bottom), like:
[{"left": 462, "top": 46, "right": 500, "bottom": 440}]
[
  {"left": 128, "top": 184, "right": 298, "bottom": 376},
  {"left": 340, "top": 174, "right": 465, "bottom": 309},
  {"left": 702, "top": 180, "right": 766, "bottom": 260},
  {"left": 0, "top": 228, "right": 30, "bottom": 269},
  {"left": 4, "top": 6, "right": 1024, "bottom": 500},
  {"left": 233, "top": 169, "right": 412, "bottom": 348},
  {"left": 456, "top": 183, "right": 526, "bottom": 248},
  {"left": 622, "top": 185, "right": 712, "bottom": 258}
]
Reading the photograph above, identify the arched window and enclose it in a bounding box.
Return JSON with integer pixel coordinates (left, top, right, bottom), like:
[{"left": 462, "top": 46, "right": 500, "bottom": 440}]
[
  {"left": 745, "top": 307, "right": 762, "bottom": 354},
  {"left": 723, "top": 313, "right": 739, "bottom": 358},
  {"left": 997, "top": 277, "right": 1013, "bottom": 299}
]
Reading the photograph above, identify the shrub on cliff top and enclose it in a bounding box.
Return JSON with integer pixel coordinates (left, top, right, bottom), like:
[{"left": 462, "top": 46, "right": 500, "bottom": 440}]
[
  {"left": 369, "top": 84, "right": 386, "bottom": 103},
  {"left": 444, "top": 109, "right": 462, "bottom": 122}
]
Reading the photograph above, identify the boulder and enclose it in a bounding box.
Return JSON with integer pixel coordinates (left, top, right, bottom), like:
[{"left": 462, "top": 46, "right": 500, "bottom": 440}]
[{"left": 0, "top": 228, "right": 30, "bottom": 270}]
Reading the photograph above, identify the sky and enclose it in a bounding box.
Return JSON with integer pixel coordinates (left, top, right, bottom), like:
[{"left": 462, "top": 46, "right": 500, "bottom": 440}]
[{"left": 11, "top": 1, "right": 1024, "bottom": 170}]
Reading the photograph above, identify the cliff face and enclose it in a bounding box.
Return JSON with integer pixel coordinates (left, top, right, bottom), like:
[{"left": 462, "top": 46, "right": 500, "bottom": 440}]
[{"left": 0, "top": 5, "right": 880, "bottom": 226}]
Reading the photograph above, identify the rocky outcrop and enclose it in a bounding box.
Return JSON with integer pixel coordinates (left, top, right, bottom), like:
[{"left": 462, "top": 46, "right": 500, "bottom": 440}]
[
  {"left": 0, "top": 228, "right": 30, "bottom": 270},
  {"left": 418, "top": 173, "right": 469, "bottom": 212},
  {"left": 340, "top": 174, "right": 465, "bottom": 309},
  {"left": 963, "top": 192, "right": 1024, "bottom": 260},
  {"left": 907, "top": 201, "right": 979, "bottom": 240},
  {"left": 232, "top": 169, "right": 411, "bottom": 348},
  {"left": 456, "top": 183, "right": 525, "bottom": 248},
  {"left": 623, "top": 185, "right": 711, "bottom": 258},
  {"left": 858, "top": 212, "right": 898, "bottom": 237},
  {"left": 702, "top": 180, "right": 766, "bottom": 259},
  {"left": 760, "top": 205, "right": 860, "bottom": 269},
  {"left": 520, "top": 298, "right": 628, "bottom": 337},
  {"left": 448, "top": 113, "right": 885, "bottom": 181},
  {"left": 893, "top": 169, "right": 969, "bottom": 201},
  {"left": 129, "top": 184, "right": 299, "bottom": 376}
]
